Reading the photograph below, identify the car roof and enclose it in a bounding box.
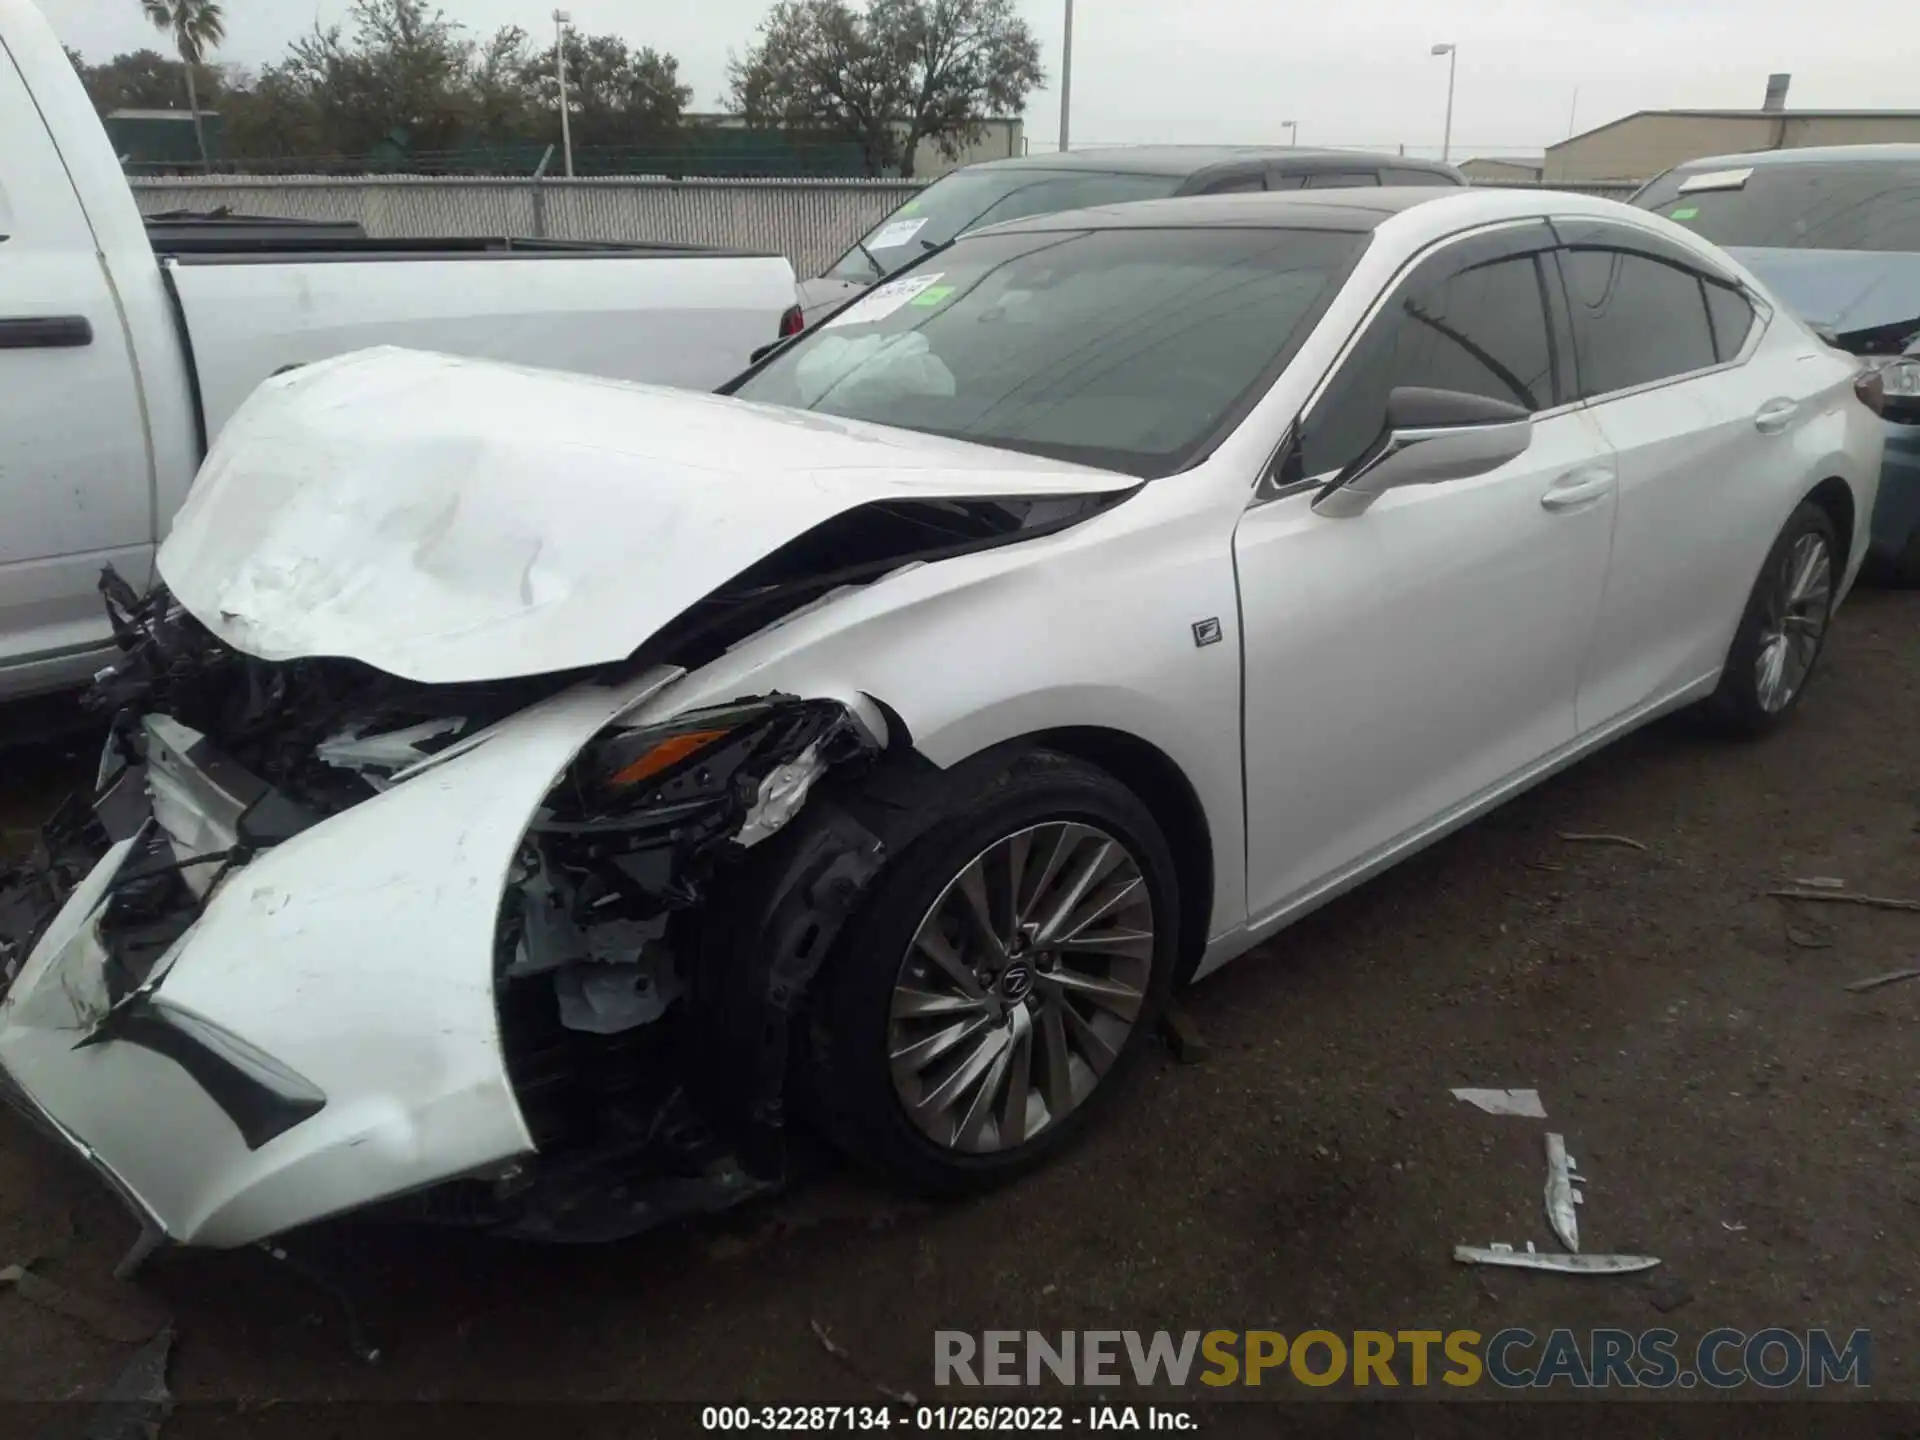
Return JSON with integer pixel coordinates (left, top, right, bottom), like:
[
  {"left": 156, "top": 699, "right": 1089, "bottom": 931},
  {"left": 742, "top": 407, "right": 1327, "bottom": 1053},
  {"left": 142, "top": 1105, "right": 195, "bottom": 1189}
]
[
  {"left": 959, "top": 145, "right": 1460, "bottom": 179},
  {"left": 972, "top": 186, "right": 1468, "bottom": 237},
  {"left": 1665, "top": 143, "right": 1920, "bottom": 172}
]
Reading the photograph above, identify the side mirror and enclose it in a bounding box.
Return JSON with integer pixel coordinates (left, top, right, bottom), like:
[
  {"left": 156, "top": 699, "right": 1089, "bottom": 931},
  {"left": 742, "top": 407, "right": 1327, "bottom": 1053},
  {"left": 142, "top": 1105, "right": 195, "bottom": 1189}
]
[{"left": 1313, "top": 386, "right": 1533, "bottom": 518}]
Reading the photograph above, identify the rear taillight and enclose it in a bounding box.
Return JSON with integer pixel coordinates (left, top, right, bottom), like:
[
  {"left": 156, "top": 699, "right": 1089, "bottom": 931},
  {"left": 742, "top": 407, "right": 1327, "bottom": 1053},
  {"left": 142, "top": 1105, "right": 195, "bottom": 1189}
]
[
  {"left": 778, "top": 304, "right": 805, "bottom": 338},
  {"left": 1855, "top": 367, "right": 1886, "bottom": 415}
]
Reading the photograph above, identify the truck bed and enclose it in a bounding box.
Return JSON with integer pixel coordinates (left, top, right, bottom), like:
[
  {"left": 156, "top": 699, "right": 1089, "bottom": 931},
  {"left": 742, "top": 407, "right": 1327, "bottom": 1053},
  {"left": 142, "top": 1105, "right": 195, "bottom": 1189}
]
[{"left": 161, "top": 246, "right": 798, "bottom": 446}]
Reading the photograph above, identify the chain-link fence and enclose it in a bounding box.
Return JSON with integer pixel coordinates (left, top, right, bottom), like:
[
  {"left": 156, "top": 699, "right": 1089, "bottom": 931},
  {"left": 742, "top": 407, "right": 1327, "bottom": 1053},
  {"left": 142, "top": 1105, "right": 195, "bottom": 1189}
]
[
  {"left": 130, "top": 174, "right": 1644, "bottom": 278},
  {"left": 130, "top": 175, "right": 927, "bottom": 278}
]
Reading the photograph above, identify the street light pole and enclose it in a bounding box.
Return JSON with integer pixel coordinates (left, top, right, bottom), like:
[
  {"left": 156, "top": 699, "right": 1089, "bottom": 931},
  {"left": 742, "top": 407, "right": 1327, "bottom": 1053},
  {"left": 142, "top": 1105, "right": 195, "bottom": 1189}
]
[
  {"left": 554, "top": 9, "right": 574, "bottom": 178},
  {"left": 1058, "top": 0, "right": 1073, "bottom": 153},
  {"left": 1281, "top": 120, "right": 1297, "bottom": 146},
  {"left": 1430, "top": 42, "right": 1457, "bottom": 161}
]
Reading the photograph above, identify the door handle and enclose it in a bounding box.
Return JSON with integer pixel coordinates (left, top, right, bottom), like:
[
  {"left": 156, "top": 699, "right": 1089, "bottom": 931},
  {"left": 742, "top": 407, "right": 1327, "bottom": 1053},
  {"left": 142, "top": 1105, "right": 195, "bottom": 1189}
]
[
  {"left": 1540, "top": 467, "right": 1614, "bottom": 512},
  {"left": 0, "top": 315, "right": 93, "bottom": 349},
  {"left": 1754, "top": 398, "right": 1798, "bottom": 434}
]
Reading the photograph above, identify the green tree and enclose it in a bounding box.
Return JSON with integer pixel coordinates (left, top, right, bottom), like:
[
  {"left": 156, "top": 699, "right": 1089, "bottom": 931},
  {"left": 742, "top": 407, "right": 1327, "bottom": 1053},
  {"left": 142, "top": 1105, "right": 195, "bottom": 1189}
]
[
  {"left": 69, "top": 47, "right": 223, "bottom": 114},
  {"left": 730, "top": 0, "right": 1041, "bottom": 176},
  {"left": 275, "top": 0, "right": 476, "bottom": 161},
  {"left": 140, "top": 0, "right": 226, "bottom": 167},
  {"left": 519, "top": 31, "right": 691, "bottom": 153},
  {"left": 469, "top": 25, "right": 541, "bottom": 144}
]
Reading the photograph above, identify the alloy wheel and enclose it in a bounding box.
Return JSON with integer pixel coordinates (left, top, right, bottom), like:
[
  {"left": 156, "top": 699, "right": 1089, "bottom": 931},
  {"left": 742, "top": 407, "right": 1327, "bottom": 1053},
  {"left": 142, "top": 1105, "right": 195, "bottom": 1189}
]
[
  {"left": 887, "top": 822, "right": 1156, "bottom": 1154},
  {"left": 1754, "top": 531, "right": 1833, "bottom": 714}
]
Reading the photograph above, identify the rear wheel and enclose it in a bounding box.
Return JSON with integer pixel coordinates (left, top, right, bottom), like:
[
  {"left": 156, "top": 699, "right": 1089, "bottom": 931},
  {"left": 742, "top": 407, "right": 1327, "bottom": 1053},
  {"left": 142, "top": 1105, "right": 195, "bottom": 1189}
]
[
  {"left": 804, "top": 750, "right": 1179, "bottom": 1195},
  {"left": 1702, "top": 501, "right": 1838, "bottom": 735}
]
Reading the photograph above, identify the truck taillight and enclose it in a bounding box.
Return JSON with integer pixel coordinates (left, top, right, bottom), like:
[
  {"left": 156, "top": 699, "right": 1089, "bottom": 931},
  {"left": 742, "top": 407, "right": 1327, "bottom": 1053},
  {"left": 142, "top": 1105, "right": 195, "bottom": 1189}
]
[{"left": 779, "top": 305, "right": 805, "bottom": 338}]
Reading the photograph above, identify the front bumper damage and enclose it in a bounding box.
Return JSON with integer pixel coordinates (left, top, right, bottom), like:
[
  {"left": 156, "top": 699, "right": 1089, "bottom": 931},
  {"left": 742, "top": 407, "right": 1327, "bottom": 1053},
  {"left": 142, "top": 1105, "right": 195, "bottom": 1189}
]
[{"left": 0, "top": 591, "right": 888, "bottom": 1257}]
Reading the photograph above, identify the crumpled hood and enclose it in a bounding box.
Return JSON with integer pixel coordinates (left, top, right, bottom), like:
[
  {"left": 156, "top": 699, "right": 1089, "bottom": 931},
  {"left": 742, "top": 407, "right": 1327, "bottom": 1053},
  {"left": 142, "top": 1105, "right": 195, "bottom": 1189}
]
[
  {"left": 1729, "top": 246, "right": 1920, "bottom": 344},
  {"left": 158, "top": 347, "right": 1132, "bottom": 684}
]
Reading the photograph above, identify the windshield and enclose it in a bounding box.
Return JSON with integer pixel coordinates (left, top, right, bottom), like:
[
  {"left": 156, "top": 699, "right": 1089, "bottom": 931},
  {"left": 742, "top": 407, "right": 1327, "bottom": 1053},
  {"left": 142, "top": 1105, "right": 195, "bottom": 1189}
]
[
  {"left": 822, "top": 169, "right": 1189, "bottom": 282},
  {"left": 741, "top": 225, "right": 1364, "bottom": 477},
  {"left": 1636, "top": 161, "right": 1920, "bottom": 252}
]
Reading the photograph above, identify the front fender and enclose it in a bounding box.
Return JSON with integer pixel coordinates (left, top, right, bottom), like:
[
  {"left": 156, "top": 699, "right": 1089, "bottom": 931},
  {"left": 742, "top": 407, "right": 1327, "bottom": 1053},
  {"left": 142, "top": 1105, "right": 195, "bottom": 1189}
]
[{"left": 630, "top": 493, "right": 1252, "bottom": 945}]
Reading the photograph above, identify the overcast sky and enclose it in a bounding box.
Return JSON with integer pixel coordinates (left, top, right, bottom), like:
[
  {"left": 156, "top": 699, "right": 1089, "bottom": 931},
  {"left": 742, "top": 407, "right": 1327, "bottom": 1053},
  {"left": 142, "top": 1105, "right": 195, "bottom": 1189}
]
[{"left": 40, "top": 0, "right": 1920, "bottom": 161}]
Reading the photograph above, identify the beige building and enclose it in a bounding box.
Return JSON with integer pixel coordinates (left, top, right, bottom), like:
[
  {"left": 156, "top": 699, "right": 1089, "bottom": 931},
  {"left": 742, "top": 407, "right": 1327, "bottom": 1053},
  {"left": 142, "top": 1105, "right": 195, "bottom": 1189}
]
[
  {"left": 908, "top": 119, "right": 1024, "bottom": 177},
  {"left": 1545, "top": 109, "right": 1920, "bottom": 185},
  {"left": 1458, "top": 156, "right": 1544, "bottom": 184}
]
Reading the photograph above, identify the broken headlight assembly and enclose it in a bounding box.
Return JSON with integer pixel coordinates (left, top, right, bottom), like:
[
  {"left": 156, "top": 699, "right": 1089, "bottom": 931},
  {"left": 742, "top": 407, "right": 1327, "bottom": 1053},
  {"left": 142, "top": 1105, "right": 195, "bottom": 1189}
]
[{"left": 470, "top": 694, "right": 886, "bottom": 1239}]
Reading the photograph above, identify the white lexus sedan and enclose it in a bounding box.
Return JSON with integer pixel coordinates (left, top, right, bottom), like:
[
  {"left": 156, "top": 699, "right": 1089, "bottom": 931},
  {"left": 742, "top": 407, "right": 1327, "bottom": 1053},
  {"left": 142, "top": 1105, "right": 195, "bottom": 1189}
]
[{"left": 0, "top": 187, "right": 1884, "bottom": 1263}]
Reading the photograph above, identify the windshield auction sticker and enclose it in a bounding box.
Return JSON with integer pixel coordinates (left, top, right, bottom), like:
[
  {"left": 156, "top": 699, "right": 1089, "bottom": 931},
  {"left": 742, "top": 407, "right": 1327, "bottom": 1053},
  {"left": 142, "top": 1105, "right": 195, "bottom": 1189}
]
[{"left": 825, "top": 274, "right": 947, "bottom": 329}]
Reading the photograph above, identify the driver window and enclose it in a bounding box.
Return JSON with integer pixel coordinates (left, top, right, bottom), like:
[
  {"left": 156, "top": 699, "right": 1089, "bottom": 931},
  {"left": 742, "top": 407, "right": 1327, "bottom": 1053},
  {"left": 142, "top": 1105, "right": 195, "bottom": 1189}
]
[{"left": 1298, "top": 251, "right": 1557, "bottom": 478}]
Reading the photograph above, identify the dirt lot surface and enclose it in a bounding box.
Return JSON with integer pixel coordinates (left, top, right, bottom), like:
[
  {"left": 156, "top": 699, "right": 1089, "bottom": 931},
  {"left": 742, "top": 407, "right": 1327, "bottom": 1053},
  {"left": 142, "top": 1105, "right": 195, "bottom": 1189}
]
[{"left": 0, "top": 591, "right": 1914, "bottom": 1430}]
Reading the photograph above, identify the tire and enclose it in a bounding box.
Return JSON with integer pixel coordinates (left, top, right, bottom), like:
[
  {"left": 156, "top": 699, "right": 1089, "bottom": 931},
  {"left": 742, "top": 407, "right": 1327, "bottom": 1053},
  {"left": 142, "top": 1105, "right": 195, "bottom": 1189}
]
[
  {"left": 803, "top": 747, "right": 1181, "bottom": 1196},
  {"left": 1701, "top": 500, "right": 1840, "bottom": 736}
]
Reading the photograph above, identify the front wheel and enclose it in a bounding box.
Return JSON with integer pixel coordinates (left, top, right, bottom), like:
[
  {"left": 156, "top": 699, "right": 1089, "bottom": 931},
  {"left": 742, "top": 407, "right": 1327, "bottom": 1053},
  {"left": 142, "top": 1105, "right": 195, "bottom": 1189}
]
[
  {"left": 803, "top": 749, "right": 1180, "bottom": 1195},
  {"left": 1702, "top": 501, "right": 1839, "bottom": 736}
]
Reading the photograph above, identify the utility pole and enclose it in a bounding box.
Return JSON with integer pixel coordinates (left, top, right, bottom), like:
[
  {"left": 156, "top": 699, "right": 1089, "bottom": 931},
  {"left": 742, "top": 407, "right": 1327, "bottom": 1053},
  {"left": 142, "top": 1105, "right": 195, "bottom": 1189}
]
[
  {"left": 554, "top": 9, "right": 575, "bottom": 178},
  {"left": 1058, "top": 0, "right": 1073, "bottom": 153},
  {"left": 1430, "top": 42, "right": 1457, "bottom": 161}
]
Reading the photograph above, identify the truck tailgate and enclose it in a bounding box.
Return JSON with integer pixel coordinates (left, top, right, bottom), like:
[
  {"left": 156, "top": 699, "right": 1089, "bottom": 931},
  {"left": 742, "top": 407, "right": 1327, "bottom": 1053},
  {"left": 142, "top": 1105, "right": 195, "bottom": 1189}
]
[{"left": 164, "top": 252, "right": 798, "bottom": 440}]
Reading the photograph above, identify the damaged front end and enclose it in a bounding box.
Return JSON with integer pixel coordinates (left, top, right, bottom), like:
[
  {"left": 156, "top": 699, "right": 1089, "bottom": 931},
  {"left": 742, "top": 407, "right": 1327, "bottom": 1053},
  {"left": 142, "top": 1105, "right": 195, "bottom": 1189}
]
[
  {"left": 0, "top": 576, "right": 887, "bottom": 1253},
  {"left": 447, "top": 693, "right": 888, "bottom": 1241}
]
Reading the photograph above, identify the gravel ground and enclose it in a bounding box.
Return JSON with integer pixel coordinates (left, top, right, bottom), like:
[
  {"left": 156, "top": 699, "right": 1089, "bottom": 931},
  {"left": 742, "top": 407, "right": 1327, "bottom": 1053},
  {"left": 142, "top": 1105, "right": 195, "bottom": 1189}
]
[{"left": 0, "top": 590, "right": 1913, "bottom": 1427}]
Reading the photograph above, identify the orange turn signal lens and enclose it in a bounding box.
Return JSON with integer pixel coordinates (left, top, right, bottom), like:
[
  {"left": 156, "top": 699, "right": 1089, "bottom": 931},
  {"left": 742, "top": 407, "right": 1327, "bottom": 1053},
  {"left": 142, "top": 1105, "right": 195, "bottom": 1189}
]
[{"left": 608, "top": 728, "right": 732, "bottom": 788}]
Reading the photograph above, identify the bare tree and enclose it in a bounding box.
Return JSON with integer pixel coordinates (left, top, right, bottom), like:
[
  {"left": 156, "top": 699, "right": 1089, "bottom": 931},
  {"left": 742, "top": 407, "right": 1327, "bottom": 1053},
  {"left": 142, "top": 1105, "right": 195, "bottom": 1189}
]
[{"left": 140, "top": 0, "right": 226, "bottom": 168}]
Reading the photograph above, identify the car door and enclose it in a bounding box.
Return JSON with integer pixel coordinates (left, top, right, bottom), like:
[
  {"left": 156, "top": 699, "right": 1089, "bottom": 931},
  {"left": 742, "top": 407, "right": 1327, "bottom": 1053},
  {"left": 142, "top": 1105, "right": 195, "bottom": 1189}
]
[
  {"left": 0, "top": 38, "right": 152, "bottom": 691},
  {"left": 1234, "top": 221, "right": 1620, "bottom": 921},
  {"left": 1549, "top": 222, "right": 1789, "bottom": 731}
]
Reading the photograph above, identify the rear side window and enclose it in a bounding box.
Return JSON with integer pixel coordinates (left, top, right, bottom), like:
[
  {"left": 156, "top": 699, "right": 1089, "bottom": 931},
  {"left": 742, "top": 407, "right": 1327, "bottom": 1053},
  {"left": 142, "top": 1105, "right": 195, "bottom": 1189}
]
[
  {"left": 1384, "top": 168, "right": 1459, "bottom": 188},
  {"left": 1704, "top": 280, "right": 1756, "bottom": 360},
  {"left": 1301, "top": 252, "right": 1556, "bottom": 476},
  {"left": 1195, "top": 172, "right": 1265, "bottom": 194},
  {"left": 1302, "top": 171, "right": 1381, "bottom": 189},
  {"left": 1559, "top": 248, "right": 1717, "bottom": 398}
]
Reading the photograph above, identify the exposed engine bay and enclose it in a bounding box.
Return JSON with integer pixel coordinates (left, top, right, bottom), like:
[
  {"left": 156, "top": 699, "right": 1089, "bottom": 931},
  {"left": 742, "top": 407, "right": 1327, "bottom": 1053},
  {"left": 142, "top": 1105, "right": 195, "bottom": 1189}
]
[{"left": 0, "top": 571, "right": 894, "bottom": 1246}]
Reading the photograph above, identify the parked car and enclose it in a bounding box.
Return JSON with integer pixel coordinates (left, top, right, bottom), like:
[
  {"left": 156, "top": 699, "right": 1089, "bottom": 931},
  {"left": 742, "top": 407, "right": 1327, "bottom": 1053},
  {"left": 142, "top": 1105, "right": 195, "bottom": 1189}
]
[
  {"left": 0, "top": 0, "right": 801, "bottom": 704},
  {"left": 0, "top": 185, "right": 1881, "bottom": 1265},
  {"left": 796, "top": 146, "right": 1465, "bottom": 324},
  {"left": 1634, "top": 145, "right": 1920, "bottom": 582}
]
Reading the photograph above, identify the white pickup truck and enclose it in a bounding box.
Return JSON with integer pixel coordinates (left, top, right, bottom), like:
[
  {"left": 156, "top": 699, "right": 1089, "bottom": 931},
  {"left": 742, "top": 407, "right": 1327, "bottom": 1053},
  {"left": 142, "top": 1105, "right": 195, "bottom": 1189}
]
[{"left": 0, "top": 0, "right": 800, "bottom": 703}]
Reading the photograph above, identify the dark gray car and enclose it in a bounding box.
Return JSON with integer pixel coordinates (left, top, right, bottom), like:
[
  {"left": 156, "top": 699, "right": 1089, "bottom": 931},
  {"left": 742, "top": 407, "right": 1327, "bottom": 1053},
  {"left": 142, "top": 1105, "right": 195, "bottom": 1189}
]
[{"left": 798, "top": 146, "right": 1465, "bottom": 324}]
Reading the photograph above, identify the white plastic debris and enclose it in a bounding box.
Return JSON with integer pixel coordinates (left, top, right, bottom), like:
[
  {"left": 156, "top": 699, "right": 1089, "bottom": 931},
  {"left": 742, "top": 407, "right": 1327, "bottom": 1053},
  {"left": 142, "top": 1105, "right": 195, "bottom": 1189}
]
[
  {"left": 735, "top": 741, "right": 828, "bottom": 849},
  {"left": 317, "top": 717, "right": 465, "bottom": 786},
  {"left": 1543, "top": 1132, "right": 1584, "bottom": 1253},
  {"left": 1451, "top": 1087, "right": 1547, "bottom": 1118},
  {"left": 1454, "top": 1244, "right": 1659, "bottom": 1275}
]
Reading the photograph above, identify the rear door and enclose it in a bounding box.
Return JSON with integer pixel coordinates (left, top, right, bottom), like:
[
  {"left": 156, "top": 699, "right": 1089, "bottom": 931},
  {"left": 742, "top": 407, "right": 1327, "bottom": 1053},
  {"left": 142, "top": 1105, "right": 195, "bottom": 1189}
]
[
  {"left": 0, "top": 37, "right": 152, "bottom": 692},
  {"left": 1551, "top": 221, "right": 1794, "bottom": 729}
]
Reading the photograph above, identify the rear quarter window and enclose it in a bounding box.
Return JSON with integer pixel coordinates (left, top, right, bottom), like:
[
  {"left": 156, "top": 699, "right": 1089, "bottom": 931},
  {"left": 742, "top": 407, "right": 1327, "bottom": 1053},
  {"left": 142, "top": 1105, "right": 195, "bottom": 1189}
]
[{"left": 1384, "top": 168, "right": 1460, "bottom": 187}]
